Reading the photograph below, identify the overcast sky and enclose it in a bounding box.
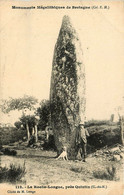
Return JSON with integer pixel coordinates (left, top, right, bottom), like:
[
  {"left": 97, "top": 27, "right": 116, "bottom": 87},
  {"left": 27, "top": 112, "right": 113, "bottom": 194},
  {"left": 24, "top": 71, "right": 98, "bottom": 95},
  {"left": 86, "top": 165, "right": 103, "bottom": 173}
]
[{"left": 0, "top": 1, "right": 124, "bottom": 123}]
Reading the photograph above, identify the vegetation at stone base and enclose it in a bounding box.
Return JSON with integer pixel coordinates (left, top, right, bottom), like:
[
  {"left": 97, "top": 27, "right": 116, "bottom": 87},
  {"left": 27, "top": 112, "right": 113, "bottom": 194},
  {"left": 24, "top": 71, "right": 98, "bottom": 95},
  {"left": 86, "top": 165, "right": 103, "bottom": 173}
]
[
  {"left": 42, "top": 135, "right": 56, "bottom": 151},
  {"left": 93, "top": 165, "right": 118, "bottom": 181},
  {"left": 0, "top": 163, "right": 26, "bottom": 183}
]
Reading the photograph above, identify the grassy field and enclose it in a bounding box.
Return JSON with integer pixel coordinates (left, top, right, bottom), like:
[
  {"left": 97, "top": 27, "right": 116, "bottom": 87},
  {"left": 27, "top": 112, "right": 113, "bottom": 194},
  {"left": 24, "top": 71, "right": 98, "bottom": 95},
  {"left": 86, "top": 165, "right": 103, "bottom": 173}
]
[{"left": 0, "top": 147, "right": 123, "bottom": 185}]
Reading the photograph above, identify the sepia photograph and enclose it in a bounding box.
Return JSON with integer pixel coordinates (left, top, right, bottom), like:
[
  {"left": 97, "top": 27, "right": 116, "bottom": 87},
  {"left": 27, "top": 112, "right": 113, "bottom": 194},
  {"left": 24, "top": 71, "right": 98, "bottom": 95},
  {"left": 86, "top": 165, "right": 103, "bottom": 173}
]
[{"left": 0, "top": 1, "right": 124, "bottom": 194}]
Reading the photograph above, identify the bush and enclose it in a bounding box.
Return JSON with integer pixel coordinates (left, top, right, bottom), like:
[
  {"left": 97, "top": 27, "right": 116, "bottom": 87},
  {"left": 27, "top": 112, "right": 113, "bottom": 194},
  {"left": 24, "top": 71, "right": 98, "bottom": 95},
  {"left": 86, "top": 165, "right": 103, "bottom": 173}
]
[
  {"left": 70, "top": 167, "right": 83, "bottom": 173},
  {"left": 0, "top": 163, "right": 26, "bottom": 183},
  {"left": 27, "top": 135, "right": 36, "bottom": 146},
  {"left": 43, "top": 135, "right": 56, "bottom": 151},
  {"left": 93, "top": 165, "right": 118, "bottom": 181},
  {"left": 0, "top": 127, "right": 26, "bottom": 145},
  {"left": 1, "top": 148, "right": 17, "bottom": 156},
  {"left": 85, "top": 120, "right": 113, "bottom": 127}
]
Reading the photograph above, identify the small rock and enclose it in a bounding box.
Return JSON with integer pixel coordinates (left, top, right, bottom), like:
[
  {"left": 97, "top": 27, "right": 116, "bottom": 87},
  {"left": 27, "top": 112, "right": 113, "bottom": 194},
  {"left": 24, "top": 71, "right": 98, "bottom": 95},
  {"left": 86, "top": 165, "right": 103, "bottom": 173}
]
[
  {"left": 113, "top": 155, "right": 121, "bottom": 161},
  {"left": 104, "top": 151, "right": 109, "bottom": 154},
  {"left": 120, "top": 147, "right": 124, "bottom": 152},
  {"left": 0, "top": 152, "right": 3, "bottom": 155},
  {"left": 34, "top": 143, "right": 41, "bottom": 147},
  {"left": 120, "top": 153, "right": 124, "bottom": 159},
  {"left": 40, "top": 141, "right": 45, "bottom": 145},
  {"left": 109, "top": 147, "right": 120, "bottom": 153},
  {"left": 94, "top": 154, "right": 99, "bottom": 157}
]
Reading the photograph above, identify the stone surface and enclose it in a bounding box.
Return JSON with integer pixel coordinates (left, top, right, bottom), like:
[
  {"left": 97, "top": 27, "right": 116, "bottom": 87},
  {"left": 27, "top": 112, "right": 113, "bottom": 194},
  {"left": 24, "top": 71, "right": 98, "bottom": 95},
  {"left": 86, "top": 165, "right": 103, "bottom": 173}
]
[{"left": 50, "top": 16, "right": 85, "bottom": 159}]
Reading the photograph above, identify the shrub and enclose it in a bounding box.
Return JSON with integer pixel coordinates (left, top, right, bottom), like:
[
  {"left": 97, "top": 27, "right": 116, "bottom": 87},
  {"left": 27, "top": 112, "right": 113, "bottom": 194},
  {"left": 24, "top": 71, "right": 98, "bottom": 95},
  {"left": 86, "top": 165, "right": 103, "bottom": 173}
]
[
  {"left": 1, "top": 148, "right": 17, "bottom": 156},
  {"left": 0, "top": 162, "right": 26, "bottom": 183},
  {"left": 93, "top": 165, "right": 118, "bottom": 181},
  {"left": 27, "top": 135, "right": 36, "bottom": 146},
  {"left": 42, "top": 135, "right": 56, "bottom": 151},
  {"left": 0, "top": 127, "right": 26, "bottom": 145},
  {"left": 70, "top": 167, "right": 83, "bottom": 173},
  {"left": 85, "top": 120, "right": 112, "bottom": 127}
]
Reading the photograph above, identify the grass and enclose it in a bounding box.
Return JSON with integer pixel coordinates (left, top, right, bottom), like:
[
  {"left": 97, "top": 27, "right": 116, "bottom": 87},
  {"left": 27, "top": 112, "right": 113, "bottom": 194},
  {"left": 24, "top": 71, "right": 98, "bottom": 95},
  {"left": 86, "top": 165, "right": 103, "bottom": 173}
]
[
  {"left": 0, "top": 162, "right": 26, "bottom": 183},
  {"left": 0, "top": 120, "right": 122, "bottom": 184},
  {"left": 0, "top": 148, "right": 122, "bottom": 184},
  {"left": 93, "top": 165, "right": 118, "bottom": 181}
]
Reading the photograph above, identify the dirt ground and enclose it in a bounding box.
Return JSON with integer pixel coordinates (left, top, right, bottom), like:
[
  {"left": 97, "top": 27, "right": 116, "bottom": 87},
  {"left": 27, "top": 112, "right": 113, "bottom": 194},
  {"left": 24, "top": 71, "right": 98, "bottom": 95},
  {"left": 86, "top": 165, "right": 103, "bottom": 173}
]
[{"left": 0, "top": 147, "right": 123, "bottom": 185}]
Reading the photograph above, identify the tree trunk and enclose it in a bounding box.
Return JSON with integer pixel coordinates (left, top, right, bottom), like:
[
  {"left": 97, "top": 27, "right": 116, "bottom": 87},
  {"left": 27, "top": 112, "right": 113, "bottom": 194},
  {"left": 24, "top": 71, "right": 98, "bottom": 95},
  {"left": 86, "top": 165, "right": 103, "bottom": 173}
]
[
  {"left": 120, "top": 117, "right": 124, "bottom": 145},
  {"left": 32, "top": 127, "right": 35, "bottom": 135},
  {"left": 34, "top": 124, "right": 38, "bottom": 142},
  {"left": 26, "top": 122, "right": 30, "bottom": 142}
]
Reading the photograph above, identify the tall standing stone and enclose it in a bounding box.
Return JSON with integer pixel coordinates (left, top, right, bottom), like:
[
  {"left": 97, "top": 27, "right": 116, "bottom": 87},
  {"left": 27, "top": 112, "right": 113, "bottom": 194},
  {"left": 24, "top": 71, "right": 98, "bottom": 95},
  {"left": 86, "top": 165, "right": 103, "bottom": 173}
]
[{"left": 50, "top": 15, "right": 86, "bottom": 159}]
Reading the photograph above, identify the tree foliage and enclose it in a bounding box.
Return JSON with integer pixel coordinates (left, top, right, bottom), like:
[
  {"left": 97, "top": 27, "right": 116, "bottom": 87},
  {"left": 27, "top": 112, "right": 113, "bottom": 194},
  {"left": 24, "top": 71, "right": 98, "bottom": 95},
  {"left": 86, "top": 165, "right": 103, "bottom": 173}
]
[
  {"left": 14, "top": 121, "right": 22, "bottom": 129},
  {"left": 37, "top": 99, "right": 50, "bottom": 130},
  {"left": 0, "top": 95, "right": 51, "bottom": 132},
  {"left": 0, "top": 95, "right": 38, "bottom": 114}
]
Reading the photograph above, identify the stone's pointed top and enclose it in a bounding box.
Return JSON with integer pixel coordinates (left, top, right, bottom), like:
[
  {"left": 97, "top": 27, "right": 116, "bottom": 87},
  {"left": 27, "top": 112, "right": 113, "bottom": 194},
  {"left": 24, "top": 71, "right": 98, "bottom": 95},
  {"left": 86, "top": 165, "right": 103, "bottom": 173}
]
[
  {"left": 62, "top": 15, "right": 71, "bottom": 22},
  {"left": 62, "top": 15, "right": 72, "bottom": 27},
  {"left": 60, "top": 15, "right": 76, "bottom": 38}
]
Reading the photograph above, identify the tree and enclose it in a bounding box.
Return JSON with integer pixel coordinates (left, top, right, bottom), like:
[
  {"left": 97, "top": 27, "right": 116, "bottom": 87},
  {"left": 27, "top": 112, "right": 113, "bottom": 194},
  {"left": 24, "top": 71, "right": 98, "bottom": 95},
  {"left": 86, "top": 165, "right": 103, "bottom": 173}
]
[
  {"left": 0, "top": 95, "right": 38, "bottom": 142},
  {"left": 14, "top": 121, "right": 22, "bottom": 129},
  {"left": 19, "top": 114, "right": 39, "bottom": 142},
  {"left": 37, "top": 99, "right": 50, "bottom": 130},
  {"left": 117, "top": 108, "right": 124, "bottom": 146},
  {"left": 0, "top": 95, "right": 38, "bottom": 113},
  {"left": 116, "top": 97, "right": 124, "bottom": 145}
]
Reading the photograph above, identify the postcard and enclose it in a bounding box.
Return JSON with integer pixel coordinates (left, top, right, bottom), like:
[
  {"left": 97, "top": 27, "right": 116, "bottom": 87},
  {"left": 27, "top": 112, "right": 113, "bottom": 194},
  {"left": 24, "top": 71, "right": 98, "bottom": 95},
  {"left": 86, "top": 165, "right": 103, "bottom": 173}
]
[{"left": 0, "top": 0, "right": 124, "bottom": 194}]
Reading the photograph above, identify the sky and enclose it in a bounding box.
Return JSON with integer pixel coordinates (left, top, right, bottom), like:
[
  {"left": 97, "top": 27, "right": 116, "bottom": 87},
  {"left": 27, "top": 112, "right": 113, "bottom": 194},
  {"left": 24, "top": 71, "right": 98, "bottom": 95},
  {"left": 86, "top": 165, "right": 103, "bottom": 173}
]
[{"left": 0, "top": 1, "right": 124, "bottom": 123}]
